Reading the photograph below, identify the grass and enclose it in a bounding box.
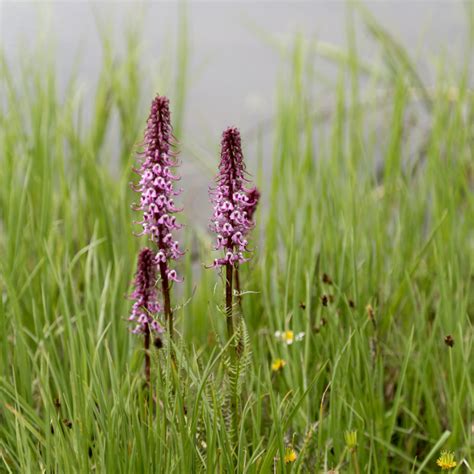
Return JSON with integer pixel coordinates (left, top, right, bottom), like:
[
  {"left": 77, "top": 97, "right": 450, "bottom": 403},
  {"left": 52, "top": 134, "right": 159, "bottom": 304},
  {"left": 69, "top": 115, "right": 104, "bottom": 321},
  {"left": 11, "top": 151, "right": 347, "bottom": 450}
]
[{"left": 1, "top": 4, "right": 473, "bottom": 473}]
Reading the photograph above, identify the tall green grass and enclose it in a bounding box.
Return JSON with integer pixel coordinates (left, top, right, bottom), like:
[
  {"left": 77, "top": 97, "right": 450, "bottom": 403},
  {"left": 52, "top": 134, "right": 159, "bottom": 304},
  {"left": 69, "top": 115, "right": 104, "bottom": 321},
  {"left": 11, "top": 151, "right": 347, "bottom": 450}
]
[{"left": 1, "top": 5, "right": 473, "bottom": 473}]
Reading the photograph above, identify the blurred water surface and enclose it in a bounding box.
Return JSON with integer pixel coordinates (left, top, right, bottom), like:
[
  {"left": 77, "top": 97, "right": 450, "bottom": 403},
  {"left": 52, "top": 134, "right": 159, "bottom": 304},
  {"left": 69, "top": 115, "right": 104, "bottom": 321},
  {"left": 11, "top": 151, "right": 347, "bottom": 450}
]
[{"left": 1, "top": 1, "right": 469, "bottom": 224}]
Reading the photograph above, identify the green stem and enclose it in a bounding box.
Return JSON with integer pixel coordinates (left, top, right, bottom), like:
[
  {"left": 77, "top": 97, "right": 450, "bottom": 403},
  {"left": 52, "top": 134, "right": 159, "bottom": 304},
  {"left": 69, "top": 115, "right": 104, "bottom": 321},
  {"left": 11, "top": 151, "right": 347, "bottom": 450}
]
[
  {"left": 144, "top": 324, "right": 151, "bottom": 387},
  {"left": 159, "top": 262, "right": 173, "bottom": 340},
  {"left": 225, "top": 263, "right": 234, "bottom": 341},
  {"left": 234, "top": 267, "right": 243, "bottom": 314}
]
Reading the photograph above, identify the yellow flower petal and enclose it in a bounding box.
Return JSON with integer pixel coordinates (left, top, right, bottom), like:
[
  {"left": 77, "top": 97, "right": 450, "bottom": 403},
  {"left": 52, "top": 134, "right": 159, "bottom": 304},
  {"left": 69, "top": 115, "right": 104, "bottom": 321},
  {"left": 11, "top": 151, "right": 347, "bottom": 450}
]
[
  {"left": 284, "top": 448, "right": 297, "bottom": 464},
  {"left": 271, "top": 358, "right": 286, "bottom": 372},
  {"left": 436, "top": 450, "right": 457, "bottom": 471}
]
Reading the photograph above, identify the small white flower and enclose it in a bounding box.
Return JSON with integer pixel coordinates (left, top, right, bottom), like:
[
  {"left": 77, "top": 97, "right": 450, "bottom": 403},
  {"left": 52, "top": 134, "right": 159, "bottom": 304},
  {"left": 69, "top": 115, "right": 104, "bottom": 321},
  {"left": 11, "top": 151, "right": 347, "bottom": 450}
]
[{"left": 275, "top": 330, "right": 305, "bottom": 345}]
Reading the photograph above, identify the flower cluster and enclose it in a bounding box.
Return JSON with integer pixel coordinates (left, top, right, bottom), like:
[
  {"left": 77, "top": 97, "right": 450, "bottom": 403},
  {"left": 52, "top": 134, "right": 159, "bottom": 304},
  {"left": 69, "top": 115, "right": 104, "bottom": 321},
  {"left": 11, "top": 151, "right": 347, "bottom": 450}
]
[
  {"left": 284, "top": 447, "right": 297, "bottom": 464},
  {"left": 344, "top": 430, "right": 358, "bottom": 452},
  {"left": 133, "top": 95, "right": 184, "bottom": 282},
  {"left": 129, "top": 248, "right": 163, "bottom": 335},
  {"left": 274, "top": 330, "right": 305, "bottom": 345},
  {"left": 436, "top": 451, "right": 457, "bottom": 471},
  {"left": 210, "top": 127, "right": 255, "bottom": 268}
]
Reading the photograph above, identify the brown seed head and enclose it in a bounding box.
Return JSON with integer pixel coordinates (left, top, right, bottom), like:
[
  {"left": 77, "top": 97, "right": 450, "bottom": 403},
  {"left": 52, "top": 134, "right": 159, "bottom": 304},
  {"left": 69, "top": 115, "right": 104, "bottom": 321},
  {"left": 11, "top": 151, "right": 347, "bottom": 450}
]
[
  {"left": 322, "top": 273, "right": 333, "bottom": 285},
  {"left": 444, "top": 335, "right": 454, "bottom": 348}
]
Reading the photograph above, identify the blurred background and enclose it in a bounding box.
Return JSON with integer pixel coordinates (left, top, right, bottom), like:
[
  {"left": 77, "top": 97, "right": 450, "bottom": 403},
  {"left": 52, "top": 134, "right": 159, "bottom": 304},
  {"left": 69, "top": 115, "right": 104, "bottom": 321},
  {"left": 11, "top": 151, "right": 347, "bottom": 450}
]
[{"left": 1, "top": 1, "right": 471, "bottom": 225}]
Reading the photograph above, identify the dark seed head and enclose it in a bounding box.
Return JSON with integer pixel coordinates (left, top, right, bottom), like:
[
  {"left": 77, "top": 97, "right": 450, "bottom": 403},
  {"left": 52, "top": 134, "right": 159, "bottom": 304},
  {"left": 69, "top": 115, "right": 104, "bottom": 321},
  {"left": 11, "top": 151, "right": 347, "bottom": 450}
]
[
  {"left": 322, "top": 273, "right": 333, "bottom": 285},
  {"left": 321, "top": 295, "right": 329, "bottom": 307},
  {"left": 444, "top": 335, "right": 454, "bottom": 347},
  {"left": 348, "top": 299, "right": 356, "bottom": 309},
  {"left": 154, "top": 337, "right": 163, "bottom": 349},
  {"left": 299, "top": 301, "right": 306, "bottom": 310},
  {"left": 63, "top": 419, "right": 73, "bottom": 429}
]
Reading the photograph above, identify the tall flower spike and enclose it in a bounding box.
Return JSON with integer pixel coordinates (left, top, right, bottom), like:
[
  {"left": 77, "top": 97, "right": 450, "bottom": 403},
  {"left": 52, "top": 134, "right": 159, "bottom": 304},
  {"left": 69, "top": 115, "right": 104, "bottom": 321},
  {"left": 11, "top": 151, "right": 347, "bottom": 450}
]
[
  {"left": 209, "top": 127, "right": 256, "bottom": 341},
  {"left": 132, "top": 95, "right": 184, "bottom": 338},
  {"left": 129, "top": 247, "right": 163, "bottom": 385},
  {"left": 129, "top": 248, "right": 163, "bottom": 335},
  {"left": 210, "top": 127, "right": 254, "bottom": 269}
]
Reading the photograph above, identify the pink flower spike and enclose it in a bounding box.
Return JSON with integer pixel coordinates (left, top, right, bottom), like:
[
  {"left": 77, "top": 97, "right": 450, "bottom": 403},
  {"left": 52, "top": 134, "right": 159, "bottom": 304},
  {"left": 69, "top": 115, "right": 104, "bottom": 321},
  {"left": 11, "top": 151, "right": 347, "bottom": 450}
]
[
  {"left": 209, "top": 127, "right": 259, "bottom": 269},
  {"left": 129, "top": 248, "right": 163, "bottom": 335},
  {"left": 132, "top": 95, "right": 184, "bottom": 268}
]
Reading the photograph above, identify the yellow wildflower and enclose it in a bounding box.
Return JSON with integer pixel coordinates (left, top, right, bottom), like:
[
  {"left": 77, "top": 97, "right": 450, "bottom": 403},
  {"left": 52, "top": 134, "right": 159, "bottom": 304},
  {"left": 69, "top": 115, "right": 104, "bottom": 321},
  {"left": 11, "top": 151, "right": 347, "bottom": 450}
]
[
  {"left": 271, "top": 358, "right": 286, "bottom": 372},
  {"left": 274, "top": 330, "right": 305, "bottom": 345},
  {"left": 284, "top": 447, "right": 297, "bottom": 464},
  {"left": 344, "top": 430, "right": 358, "bottom": 452},
  {"left": 436, "top": 450, "right": 457, "bottom": 471}
]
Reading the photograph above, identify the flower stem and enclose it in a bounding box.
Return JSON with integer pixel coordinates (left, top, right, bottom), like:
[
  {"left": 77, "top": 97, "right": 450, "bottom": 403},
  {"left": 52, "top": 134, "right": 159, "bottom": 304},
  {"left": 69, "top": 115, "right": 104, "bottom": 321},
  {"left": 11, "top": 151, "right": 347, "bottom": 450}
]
[
  {"left": 234, "top": 267, "right": 242, "bottom": 313},
  {"left": 225, "top": 263, "right": 234, "bottom": 341},
  {"left": 144, "top": 324, "right": 151, "bottom": 386},
  {"left": 159, "top": 262, "right": 173, "bottom": 340},
  {"left": 351, "top": 451, "right": 361, "bottom": 474}
]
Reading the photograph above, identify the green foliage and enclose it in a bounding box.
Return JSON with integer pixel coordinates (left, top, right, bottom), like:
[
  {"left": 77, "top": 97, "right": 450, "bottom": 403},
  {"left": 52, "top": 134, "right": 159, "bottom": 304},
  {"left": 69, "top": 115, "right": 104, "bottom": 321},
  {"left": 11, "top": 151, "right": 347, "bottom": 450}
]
[{"left": 0, "top": 5, "right": 473, "bottom": 473}]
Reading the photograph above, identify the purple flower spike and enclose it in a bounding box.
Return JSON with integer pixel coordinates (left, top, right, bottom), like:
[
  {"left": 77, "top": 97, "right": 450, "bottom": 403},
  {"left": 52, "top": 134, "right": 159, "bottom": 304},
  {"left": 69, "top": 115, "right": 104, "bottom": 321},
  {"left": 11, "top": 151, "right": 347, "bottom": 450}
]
[
  {"left": 133, "top": 95, "right": 184, "bottom": 279},
  {"left": 210, "top": 127, "right": 255, "bottom": 268},
  {"left": 130, "top": 248, "right": 164, "bottom": 335}
]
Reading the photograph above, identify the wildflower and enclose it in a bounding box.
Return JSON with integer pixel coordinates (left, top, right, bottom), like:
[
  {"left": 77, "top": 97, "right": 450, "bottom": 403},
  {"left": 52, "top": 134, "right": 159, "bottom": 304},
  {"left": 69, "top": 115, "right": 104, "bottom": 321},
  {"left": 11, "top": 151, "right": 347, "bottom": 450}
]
[
  {"left": 275, "top": 330, "right": 305, "bottom": 345},
  {"left": 436, "top": 450, "right": 457, "bottom": 471},
  {"left": 134, "top": 95, "right": 184, "bottom": 265},
  {"left": 284, "top": 447, "right": 297, "bottom": 464},
  {"left": 271, "top": 358, "right": 286, "bottom": 372},
  {"left": 129, "top": 248, "right": 162, "bottom": 385},
  {"left": 209, "top": 127, "right": 256, "bottom": 341},
  {"left": 344, "top": 430, "right": 358, "bottom": 453},
  {"left": 209, "top": 127, "right": 254, "bottom": 269},
  {"left": 133, "top": 95, "right": 183, "bottom": 336},
  {"left": 129, "top": 248, "right": 163, "bottom": 335}
]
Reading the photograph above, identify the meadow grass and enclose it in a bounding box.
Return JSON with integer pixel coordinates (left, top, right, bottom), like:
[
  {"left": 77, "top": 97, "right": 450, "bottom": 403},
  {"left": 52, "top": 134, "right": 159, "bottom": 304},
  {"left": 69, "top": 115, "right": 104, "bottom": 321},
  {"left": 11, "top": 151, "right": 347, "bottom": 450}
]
[{"left": 1, "top": 5, "right": 473, "bottom": 473}]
